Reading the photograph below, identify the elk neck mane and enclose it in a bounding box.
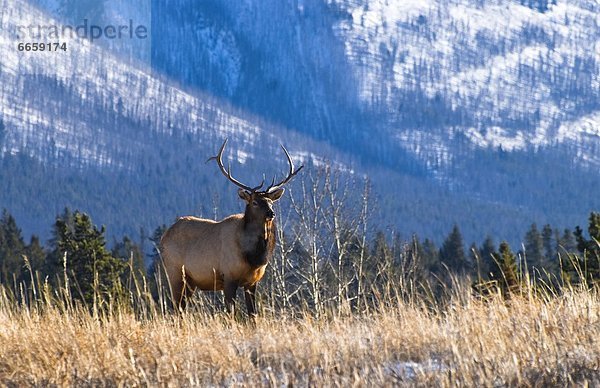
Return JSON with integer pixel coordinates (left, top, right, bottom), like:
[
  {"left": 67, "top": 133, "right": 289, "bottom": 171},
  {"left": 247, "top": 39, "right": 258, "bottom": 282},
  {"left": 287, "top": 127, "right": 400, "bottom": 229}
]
[{"left": 239, "top": 211, "right": 276, "bottom": 268}]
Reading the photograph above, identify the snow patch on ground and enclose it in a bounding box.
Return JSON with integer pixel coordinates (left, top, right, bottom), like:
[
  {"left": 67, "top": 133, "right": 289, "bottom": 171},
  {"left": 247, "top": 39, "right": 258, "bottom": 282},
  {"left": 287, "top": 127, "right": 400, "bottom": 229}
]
[{"left": 384, "top": 358, "right": 448, "bottom": 381}]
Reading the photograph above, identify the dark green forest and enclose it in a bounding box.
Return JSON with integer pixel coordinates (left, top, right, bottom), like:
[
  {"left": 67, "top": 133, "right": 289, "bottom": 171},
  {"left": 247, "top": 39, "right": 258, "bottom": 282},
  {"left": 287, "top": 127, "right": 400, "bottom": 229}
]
[{"left": 0, "top": 203, "right": 598, "bottom": 307}]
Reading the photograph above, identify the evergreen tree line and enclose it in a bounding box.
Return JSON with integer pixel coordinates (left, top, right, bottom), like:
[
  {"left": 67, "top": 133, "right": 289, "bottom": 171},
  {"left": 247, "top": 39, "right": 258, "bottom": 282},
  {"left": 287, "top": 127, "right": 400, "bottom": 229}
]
[
  {"left": 0, "top": 204, "right": 598, "bottom": 310},
  {"left": 0, "top": 208, "right": 146, "bottom": 305}
]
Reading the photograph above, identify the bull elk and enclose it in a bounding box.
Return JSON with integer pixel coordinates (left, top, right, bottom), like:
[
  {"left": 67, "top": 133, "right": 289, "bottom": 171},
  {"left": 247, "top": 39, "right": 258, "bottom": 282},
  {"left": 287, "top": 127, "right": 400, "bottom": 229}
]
[{"left": 160, "top": 139, "right": 303, "bottom": 317}]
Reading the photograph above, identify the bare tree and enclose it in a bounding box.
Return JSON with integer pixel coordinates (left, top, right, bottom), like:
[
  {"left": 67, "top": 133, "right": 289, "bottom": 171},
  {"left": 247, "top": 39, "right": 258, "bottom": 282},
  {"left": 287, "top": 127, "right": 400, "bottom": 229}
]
[
  {"left": 266, "top": 203, "right": 302, "bottom": 311},
  {"left": 285, "top": 166, "right": 372, "bottom": 315},
  {"left": 353, "top": 179, "right": 370, "bottom": 312},
  {"left": 288, "top": 168, "right": 329, "bottom": 316}
]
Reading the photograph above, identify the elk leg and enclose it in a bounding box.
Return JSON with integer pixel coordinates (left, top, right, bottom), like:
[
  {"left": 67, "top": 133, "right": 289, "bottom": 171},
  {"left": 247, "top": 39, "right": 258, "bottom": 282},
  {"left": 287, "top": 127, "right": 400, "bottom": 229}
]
[
  {"left": 181, "top": 282, "right": 197, "bottom": 310},
  {"left": 172, "top": 279, "right": 185, "bottom": 311},
  {"left": 172, "top": 278, "right": 197, "bottom": 312},
  {"left": 165, "top": 264, "right": 185, "bottom": 312},
  {"left": 167, "top": 266, "right": 196, "bottom": 312},
  {"left": 244, "top": 284, "right": 257, "bottom": 318},
  {"left": 223, "top": 280, "right": 238, "bottom": 316}
]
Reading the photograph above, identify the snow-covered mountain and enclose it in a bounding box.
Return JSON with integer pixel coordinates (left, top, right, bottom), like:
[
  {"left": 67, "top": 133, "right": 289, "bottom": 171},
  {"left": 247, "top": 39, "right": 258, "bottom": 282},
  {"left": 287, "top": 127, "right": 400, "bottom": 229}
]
[
  {"left": 1, "top": 0, "right": 599, "bottom": 245},
  {"left": 0, "top": 0, "right": 329, "bottom": 168},
  {"left": 0, "top": 0, "right": 356, "bottom": 238},
  {"left": 332, "top": 0, "right": 600, "bottom": 167},
  {"left": 142, "top": 0, "right": 600, "bottom": 168}
]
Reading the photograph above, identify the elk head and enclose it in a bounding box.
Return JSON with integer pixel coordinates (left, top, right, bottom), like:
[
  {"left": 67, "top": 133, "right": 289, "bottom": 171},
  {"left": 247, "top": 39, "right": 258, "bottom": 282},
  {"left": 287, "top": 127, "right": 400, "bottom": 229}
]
[{"left": 208, "top": 139, "right": 303, "bottom": 226}]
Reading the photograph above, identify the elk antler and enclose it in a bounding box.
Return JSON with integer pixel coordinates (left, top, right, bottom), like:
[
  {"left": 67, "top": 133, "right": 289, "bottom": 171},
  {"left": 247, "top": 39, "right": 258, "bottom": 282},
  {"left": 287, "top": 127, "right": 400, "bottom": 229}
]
[
  {"left": 207, "top": 139, "right": 265, "bottom": 192},
  {"left": 264, "top": 144, "right": 304, "bottom": 193}
]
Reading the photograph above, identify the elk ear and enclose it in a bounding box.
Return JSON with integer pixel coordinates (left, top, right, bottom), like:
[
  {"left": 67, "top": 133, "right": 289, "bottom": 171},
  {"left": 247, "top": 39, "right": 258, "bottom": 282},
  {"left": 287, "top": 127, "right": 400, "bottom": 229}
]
[
  {"left": 266, "top": 188, "right": 285, "bottom": 202},
  {"left": 238, "top": 189, "right": 252, "bottom": 203}
]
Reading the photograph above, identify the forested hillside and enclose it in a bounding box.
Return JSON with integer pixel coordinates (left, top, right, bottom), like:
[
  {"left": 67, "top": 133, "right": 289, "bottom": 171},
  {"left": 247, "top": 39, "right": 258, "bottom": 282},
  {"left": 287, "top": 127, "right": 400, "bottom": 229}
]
[{"left": 1, "top": 0, "right": 599, "bottom": 245}]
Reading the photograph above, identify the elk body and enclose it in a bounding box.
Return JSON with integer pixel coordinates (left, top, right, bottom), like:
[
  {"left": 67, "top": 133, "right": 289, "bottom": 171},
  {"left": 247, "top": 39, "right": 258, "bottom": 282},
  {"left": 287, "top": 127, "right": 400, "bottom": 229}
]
[{"left": 160, "top": 139, "right": 302, "bottom": 316}]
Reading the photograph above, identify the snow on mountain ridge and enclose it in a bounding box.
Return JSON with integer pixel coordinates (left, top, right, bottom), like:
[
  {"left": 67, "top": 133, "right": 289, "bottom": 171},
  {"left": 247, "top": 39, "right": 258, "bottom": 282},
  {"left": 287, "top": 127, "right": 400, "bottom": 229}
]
[
  {"left": 331, "top": 0, "right": 600, "bottom": 163},
  {"left": 0, "top": 0, "right": 305, "bottom": 170}
]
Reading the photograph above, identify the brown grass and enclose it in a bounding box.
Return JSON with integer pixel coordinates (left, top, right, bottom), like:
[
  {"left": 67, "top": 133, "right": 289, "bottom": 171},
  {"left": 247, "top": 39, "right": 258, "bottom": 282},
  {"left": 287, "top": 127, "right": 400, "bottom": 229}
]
[{"left": 0, "top": 283, "right": 598, "bottom": 387}]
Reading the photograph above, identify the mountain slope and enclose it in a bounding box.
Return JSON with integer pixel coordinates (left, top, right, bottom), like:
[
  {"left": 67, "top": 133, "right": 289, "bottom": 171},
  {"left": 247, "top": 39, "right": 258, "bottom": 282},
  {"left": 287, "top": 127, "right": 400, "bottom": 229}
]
[
  {"left": 332, "top": 0, "right": 600, "bottom": 168},
  {"left": 0, "top": 0, "right": 599, "bottom": 246},
  {"left": 0, "top": 0, "right": 357, "bottom": 239},
  {"left": 144, "top": 0, "right": 600, "bottom": 167}
]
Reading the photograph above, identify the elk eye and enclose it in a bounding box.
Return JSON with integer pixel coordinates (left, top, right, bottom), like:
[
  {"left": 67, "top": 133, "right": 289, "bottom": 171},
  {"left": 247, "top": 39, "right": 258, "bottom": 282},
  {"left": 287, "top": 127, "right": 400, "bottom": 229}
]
[{"left": 252, "top": 200, "right": 258, "bottom": 206}]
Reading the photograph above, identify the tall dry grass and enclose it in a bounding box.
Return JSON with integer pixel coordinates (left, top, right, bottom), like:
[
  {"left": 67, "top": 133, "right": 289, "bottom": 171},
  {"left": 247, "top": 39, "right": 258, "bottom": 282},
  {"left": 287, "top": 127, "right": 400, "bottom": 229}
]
[{"left": 0, "top": 271, "right": 598, "bottom": 387}]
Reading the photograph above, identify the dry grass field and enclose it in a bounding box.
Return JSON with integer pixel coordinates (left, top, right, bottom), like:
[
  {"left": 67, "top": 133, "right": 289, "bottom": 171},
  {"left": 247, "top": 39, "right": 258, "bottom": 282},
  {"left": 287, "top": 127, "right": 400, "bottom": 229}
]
[{"left": 0, "top": 280, "right": 598, "bottom": 387}]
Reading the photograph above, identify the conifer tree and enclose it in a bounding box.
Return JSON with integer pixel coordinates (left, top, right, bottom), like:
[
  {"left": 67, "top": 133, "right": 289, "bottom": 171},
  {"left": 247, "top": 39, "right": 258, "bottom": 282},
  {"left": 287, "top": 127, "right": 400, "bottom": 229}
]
[
  {"left": 479, "top": 236, "right": 497, "bottom": 277},
  {"left": 52, "top": 211, "right": 126, "bottom": 304},
  {"left": 490, "top": 241, "right": 519, "bottom": 295},
  {"left": 44, "top": 208, "right": 74, "bottom": 280},
  {"left": 541, "top": 224, "right": 558, "bottom": 274},
  {"left": 0, "top": 209, "right": 26, "bottom": 284},
  {"left": 421, "top": 238, "right": 439, "bottom": 273},
  {"left": 524, "top": 223, "right": 544, "bottom": 270},
  {"left": 559, "top": 229, "right": 577, "bottom": 253},
  {"left": 438, "top": 225, "right": 467, "bottom": 274},
  {"left": 571, "top": 212, "right": 600, "bottom": 285},
  {"left": 24, "top": 236, "right": 46, "bottom": 276},
  {"left": 575, "top": 213, "right": 600, "bottom": 254},
  {"left": 112, "top": 236, "right": 146, "bottom": 287},
  {"left": 542, "top": 224, "right": 554, "bottom": 260}
]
